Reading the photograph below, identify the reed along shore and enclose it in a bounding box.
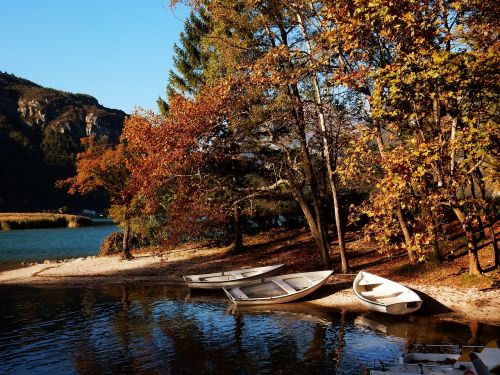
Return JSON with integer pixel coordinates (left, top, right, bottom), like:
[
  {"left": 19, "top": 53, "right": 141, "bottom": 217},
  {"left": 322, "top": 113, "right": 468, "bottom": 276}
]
[{"left": 0, "top": 213, "right": 92, "bottom": 230}]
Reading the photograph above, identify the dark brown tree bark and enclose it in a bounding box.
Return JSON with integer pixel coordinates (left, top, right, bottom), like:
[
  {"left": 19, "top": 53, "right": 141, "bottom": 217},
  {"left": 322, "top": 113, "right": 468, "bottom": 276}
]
[
  {"left": 289, "top": 181, "right": 331, "bottom": 268},
  {"left": 453, "top": 207, "right": 482, "bottom": 275},
  {"left": 231, "top": 204, "right": 243, "bottom": 253},
  {"left": 122, "top": 220, "right": 133, "bottom": 260},
  {"left": 473, "top": 171, "right": 499, "bottom": 268},
  {"left": 431, "top": 217, "right": 442, "bottom": 264}
]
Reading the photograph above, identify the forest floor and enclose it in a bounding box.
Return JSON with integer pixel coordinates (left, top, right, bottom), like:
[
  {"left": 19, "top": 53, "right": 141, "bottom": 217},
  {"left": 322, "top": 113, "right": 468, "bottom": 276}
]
[{"left": 0, "top": 220, "right": 499, "bottom": 324}]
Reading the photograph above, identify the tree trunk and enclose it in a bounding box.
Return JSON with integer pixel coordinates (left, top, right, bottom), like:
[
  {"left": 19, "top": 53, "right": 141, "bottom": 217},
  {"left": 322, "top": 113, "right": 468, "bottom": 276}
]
[
  {"left": 231, "top": 204, "right": 243, "bottom": 253},
  {"left": 270, "top": 23, "right": 331, "bottom": 269},
  {"left": 289, "top": 181, "right": 331, "bottom": 268},
  {"left": 229, "top": 136, "right": 244, "bottom": 253},
  {"left": 296, "top": 11, "right": 348, "bottom": 272},
  {"left": 453, "top": 207, "right": 482, "bottom": 275},
  {"left": 469, "top": 175, "right": 486, "bottom": 239},
  {"left": 422, "top": 177, "right": 441, "bottom": 264},
  {"left": 396, "top": 207, "right": 416, "bottom": 263},
  {"left": 122, "top": 220, "right": 133, "bottom": 260},
  {"left": 486, "top": 218, "right": 499, "bottom": 269},
  {"left": 450, "top": 117, "right": 457, "bottom": 176},
  {"left": 331, "top": 177, "right": 349, "bottom": 272},
  {"left": 290, "top": 91, "right": 331, "bottom": 268},
  {"left": 431, "top": 217, "right": 442, "bottom": 264},
  {"left": 286, "top": 82, "right": 331, "bottom": 269},
  {"left": 473, "top": 171, "right": 499, "bottom": 268}
]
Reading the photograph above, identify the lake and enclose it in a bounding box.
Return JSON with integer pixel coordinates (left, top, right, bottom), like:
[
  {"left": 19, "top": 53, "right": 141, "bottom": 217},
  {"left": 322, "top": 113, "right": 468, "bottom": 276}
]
[
  {"left": 0, "top": 284, "right": 498, "bottom": 375},
  {"left": 0, "top": 223, "right": 118, "bottom": 267}
]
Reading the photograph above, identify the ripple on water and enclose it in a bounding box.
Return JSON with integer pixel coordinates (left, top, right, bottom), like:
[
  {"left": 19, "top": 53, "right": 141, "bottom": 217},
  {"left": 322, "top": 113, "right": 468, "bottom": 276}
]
[{"left": 1, "top": 285, "right": 499, "bottom": 375}]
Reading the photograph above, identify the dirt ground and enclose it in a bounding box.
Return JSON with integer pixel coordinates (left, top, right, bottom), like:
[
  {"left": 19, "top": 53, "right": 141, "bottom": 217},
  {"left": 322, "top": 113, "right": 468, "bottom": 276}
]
[{"left": 1, "top": 224, "right": 498, "bottom": 324}]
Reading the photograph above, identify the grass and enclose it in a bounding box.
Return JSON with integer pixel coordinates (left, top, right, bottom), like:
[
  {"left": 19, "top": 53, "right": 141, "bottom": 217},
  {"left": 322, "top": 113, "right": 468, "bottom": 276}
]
[{"left": 0, "top": 213, "right": 92, "bottom": 230}]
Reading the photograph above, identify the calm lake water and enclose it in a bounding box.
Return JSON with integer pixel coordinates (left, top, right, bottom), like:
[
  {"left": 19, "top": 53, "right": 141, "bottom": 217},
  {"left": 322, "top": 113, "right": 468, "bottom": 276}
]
[
  {"left": 0, "top": 284, "right": 498, "bottom": 375},
  {"left": 0, "top": 223, "right": 117, "bottom": 264}
]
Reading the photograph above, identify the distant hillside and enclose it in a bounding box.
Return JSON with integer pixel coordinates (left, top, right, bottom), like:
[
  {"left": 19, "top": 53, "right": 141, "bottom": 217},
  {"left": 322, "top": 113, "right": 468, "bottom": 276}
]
[{"left": 0, "top": 72, "right": 126, "bottom": 211}]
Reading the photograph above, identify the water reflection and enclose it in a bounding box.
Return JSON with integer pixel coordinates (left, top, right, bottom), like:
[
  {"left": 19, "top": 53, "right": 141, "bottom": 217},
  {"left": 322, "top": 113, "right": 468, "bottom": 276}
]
[{"left": 0, "top": 284, "right": 498, "bottom": 375}]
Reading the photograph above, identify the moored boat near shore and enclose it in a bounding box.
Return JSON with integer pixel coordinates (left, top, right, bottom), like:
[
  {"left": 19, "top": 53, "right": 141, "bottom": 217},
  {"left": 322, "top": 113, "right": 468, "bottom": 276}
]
[
  {"left": 183, "top": 264, "right": 284, "bottom": 289},
  {"left": 223, "top": 270, "right": 333, "bottom": 305},
  {"left": 353, "top": 271, "right": 422, "bottom": 315}
]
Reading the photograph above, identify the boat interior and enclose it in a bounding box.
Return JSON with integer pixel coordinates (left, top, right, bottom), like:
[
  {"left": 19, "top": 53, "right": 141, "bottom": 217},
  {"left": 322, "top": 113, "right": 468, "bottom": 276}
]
[
  {"left": 236, "top": 276, "right": 312, "bottom": 299},
  {"left": 358, "top": 279, "right": 405, "bottom": 303},
  {"left": 198, "top": 273, "right": 250, "bottom": 282}
]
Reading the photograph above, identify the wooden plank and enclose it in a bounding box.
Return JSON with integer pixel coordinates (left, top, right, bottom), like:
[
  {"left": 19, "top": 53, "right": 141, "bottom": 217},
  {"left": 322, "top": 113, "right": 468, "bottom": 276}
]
[{"left": 273, "top": 279, "right": 297, "bottom": 294}]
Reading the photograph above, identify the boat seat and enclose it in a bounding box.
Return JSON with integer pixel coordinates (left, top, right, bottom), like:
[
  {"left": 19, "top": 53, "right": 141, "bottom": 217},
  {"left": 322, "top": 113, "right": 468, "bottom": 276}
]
[
  {"left": 359, "top": 280, "right": 383, "bottom": 287},
  {"left": 230, "top": 287, "right": 248, "bottom": 299},
  {"left": 376, "top": 296, "right": 406, "bottom": 305},
  {"left": 363, "top": 291, "right": 403, "bottom": 299},
  {"left": 273, "top": 279, "right": 296, "bottom": 294}
]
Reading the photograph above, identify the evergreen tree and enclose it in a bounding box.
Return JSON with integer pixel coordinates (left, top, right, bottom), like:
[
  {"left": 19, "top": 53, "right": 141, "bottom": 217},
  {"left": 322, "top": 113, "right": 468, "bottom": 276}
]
[{"left": 158, "top": 9, "right": 211, "bottom": 114}]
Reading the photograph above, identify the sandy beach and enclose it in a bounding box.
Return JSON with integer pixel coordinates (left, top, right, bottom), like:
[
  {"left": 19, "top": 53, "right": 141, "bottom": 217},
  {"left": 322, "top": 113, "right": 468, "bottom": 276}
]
[{"left": 1, "top": 245, "right": 499, "bottom": 325}]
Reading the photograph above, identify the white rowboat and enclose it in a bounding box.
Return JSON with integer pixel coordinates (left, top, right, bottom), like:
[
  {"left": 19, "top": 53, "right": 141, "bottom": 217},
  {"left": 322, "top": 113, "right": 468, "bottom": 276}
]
[
  {"left": 183, "top": 264, "right": 284, "bottom": 289},
  {"left": 353, "top": 271, "right": 422, "bottom": 315},
  {"left": 223, "top": 270, "right": 333, "bottom": 305}
]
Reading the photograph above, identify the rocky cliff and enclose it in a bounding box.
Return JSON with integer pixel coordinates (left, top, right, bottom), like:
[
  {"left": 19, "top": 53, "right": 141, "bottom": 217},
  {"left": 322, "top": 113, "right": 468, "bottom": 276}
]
[{"left": 0, "top": 72, "right": 126, "bottom": 211}]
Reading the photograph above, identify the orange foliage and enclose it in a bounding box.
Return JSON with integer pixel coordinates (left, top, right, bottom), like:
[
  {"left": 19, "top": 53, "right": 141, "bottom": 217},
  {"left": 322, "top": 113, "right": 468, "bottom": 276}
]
[
  {"left": 123, "top": 83, "right": 233, "bottom": 244},
  {"left": 57, "top": 136, "right": 130, "bottom": 204}
]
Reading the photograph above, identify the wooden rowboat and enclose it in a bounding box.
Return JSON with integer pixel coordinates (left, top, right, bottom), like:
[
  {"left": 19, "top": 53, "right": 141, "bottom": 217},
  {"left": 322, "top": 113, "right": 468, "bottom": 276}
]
[
  {"left": 353, "top": 271, "right": 422, "bottom": 315},
  {"left": 183, "top": 264, "right": 284, "bottom": 289},
  {"left": 222, "top": 270, "right": 333, "bottom": 305}
]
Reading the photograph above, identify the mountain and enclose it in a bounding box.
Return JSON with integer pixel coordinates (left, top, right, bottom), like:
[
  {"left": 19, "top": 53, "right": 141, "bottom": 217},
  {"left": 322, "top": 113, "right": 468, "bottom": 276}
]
[{"left": 0, "top": 72, "right": 126, "bottom": 211}]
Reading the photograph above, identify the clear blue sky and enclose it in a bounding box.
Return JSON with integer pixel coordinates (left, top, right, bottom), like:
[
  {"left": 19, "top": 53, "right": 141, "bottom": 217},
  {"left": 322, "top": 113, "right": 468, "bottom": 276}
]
[{"left": 0, "top": 0, "right": 189, "bottom": 113}]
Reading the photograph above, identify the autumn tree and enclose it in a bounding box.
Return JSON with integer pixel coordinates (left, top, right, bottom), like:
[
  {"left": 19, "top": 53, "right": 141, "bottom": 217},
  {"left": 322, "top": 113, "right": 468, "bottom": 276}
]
[
  {"left": 191, "top": 0, "right": 337, "bottom": 268},
  {"left": 57, "top": 136, "right": 135, "bottom": 259},
  {"left": 147, "top": 0, "right": 498, "bottom": 274},
  {"left": 323, "top": 0, "right": 499, "bottom": 274},
  {"left": 123, "top": 85, "right": 238, "bottom": 248}
]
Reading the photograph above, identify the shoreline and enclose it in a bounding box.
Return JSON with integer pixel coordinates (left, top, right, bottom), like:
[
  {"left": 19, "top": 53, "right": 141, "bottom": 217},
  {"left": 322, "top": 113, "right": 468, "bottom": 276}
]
[{"left": 1, "top": 251, "right": 498, "bottom": 325}]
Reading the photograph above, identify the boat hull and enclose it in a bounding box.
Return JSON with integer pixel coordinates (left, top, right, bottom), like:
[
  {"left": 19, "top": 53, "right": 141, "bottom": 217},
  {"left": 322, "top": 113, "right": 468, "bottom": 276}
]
[
  {"left": 223, "top": 270, "right": 333, "bottom": 306},
  {"left": 353, "top": 271, "right": 422, "bottom": 315},
  {"left": 183, "top": 264, "right": 284, "bottom": 289}
]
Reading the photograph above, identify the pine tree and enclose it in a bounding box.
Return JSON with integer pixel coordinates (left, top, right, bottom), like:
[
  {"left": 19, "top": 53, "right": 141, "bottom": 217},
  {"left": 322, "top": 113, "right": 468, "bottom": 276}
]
[{"left": 158, "top": 9, "right": 211, "bottom": 115}]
